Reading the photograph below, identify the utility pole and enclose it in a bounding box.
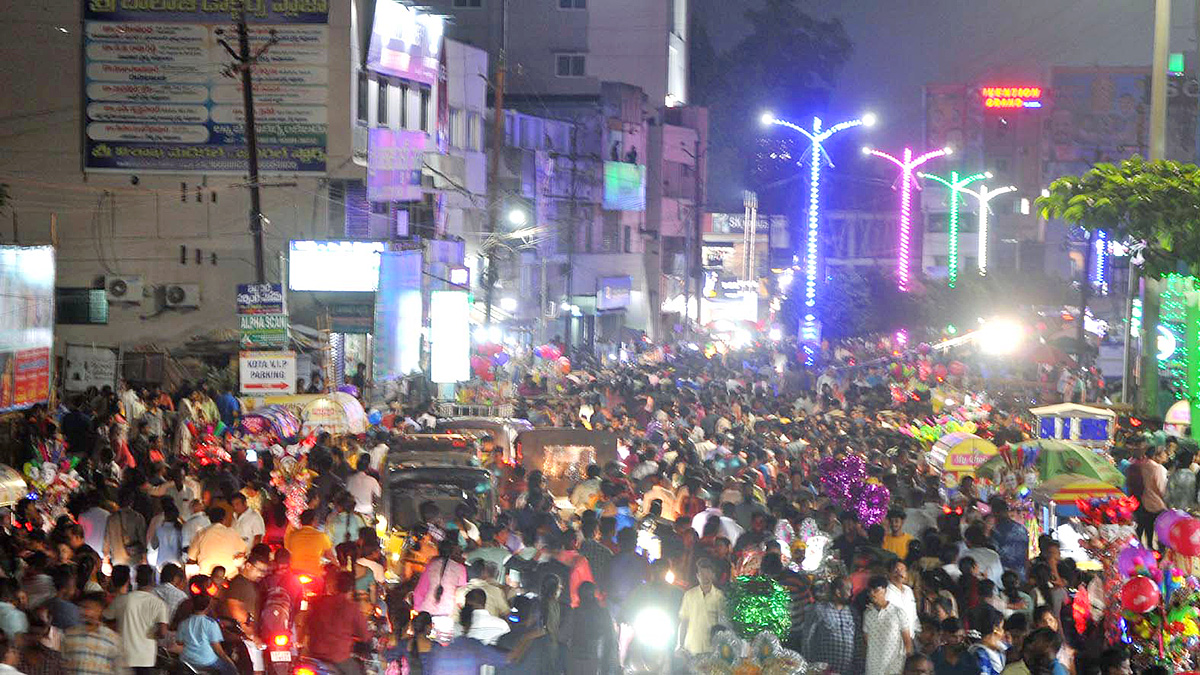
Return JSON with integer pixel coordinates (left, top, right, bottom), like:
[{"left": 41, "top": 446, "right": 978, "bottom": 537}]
[
  {"left": 565, "top": 120, "right": 578, "bottom": 351},
  {"left": 483, "top": 38, "right": 506, "bottom": 325},
  {"left": 218, "top": 12, "right": 277, "bottom": 284}
]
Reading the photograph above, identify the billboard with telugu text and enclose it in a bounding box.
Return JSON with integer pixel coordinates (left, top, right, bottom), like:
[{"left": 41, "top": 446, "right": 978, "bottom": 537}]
[
  {"left": 82, "top": 0, "right": 328, "bottom": 173},
  {"left": 0, "top": 247, "right": 54, "bottom": 412}
]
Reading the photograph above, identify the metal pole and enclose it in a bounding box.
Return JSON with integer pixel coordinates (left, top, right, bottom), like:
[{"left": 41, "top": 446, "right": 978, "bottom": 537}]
[
  {"left": 1121, "top": 259, "right": 1138, "bottom": 404},
  {"left": 1150, "top": 0, "right": 1171, "bottom": 161},
  {"left": 237, "top": 10, "right": 266, "bottom": 284}
]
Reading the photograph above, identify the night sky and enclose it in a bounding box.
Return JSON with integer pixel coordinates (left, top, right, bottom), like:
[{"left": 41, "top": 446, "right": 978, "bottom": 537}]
[{"left": 696, "top": 0, "right": 1193, "bottom": 143}]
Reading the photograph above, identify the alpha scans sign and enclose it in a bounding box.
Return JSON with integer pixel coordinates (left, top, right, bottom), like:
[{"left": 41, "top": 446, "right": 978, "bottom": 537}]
[
  {"left": 981, "top": 86, "right": 1044, "bottom": 109},
  {"left": 239, "top": 351, "right": 296, "bottom": 394}
]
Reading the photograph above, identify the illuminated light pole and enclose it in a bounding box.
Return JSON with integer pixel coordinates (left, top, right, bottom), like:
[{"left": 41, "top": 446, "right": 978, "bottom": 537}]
[
  {"left": 958, "top": 183, "right": 1017, "bottom": 276},
  {"left": 917, "top": 170, "right": 990, "bottom": 288},
  {"left": 862, "top": 145, "right": 953, "bottom": 291},
  {"left": 761, "top": 112, "right": 876, "bottom": 343},
  {"left": 1091, "top": 229, "right": 1109, "bottom": 295}
]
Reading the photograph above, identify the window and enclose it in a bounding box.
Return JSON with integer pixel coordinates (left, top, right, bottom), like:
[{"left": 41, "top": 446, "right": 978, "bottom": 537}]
[
  {"left": 466, "top": 112, "right": 479, "bottom": 150},
  {"left": 623, "top": 226, "right": 632, "bottom": 253},
  {"left": 556, "top": 54, "right": 585, "bottom": 77},
  {"left": 356, "top": 71, "right": 368, "bottom": 123},
  {"left": 453, "top": 0, "right": 481, "bottom": 6},
  {"left": 419, "top": 87, "right": 431, "bottom": 131},
  {"left": 448, "top": 108, "right": 462, "bottom": 148},
  {"left": 399, "top": 85, "right": 409, "bottom": 128},
  {"left": 377, "top": 80, "right": 388, "bottom": 126},
  {"left": 558, "top": 0, "right": 585, "bottom": 7}
]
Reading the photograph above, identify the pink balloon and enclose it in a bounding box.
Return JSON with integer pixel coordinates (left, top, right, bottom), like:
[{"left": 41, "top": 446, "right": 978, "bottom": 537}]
[
  {"left": 1117, "top": 543, "right": 1158, "bottom": 578},
  {"left": 1169, "top": 517, "right": 1200, "bottom": 557}
]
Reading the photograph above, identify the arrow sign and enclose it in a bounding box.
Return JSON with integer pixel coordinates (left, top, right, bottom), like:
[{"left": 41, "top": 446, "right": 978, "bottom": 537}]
[{"left": 239, "top": 351, "right": 296, "bottom": 396}]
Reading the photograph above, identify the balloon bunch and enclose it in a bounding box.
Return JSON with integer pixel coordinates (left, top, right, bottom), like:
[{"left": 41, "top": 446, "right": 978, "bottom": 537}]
[
  {"left": 1122, "top": 565, "right": 1200, "bottom": 670},
  {"left": 1157, "top": 510, "right": 1200, "bottom": 557},
  {"left": 817, "top": 455, "right": 892, "bottom": 526},
  {"left": 22, "top": 437, "right": 82, "bottom": 521},
  {"left": 899, "top": 415, "right": 978, "bottom": 446},
  {"left": 1076, "top": 495, "right": 1139, "bottom": 526},
  {"left": 270, "top": 438, "right": 316, "bottom": 526},
  {"left": 191, "top": 428, "right": 232, "bottom": 467}
]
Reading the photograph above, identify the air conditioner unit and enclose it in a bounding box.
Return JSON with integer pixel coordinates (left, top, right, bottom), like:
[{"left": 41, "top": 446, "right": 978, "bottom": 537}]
[
  {"left": 104, "top": 275, "right": 144, "bottom": 303},
  {"left": 162, "top": 283, "right": 200, "bottom": 308}
]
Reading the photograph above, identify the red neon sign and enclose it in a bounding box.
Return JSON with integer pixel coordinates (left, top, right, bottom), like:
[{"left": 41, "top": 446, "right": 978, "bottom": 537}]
[{"left": 981, "top": 86, "right": 1044, "bottom": 109}]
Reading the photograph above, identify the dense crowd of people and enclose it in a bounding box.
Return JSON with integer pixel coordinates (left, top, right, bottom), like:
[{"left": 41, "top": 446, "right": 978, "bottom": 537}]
[{"left": 0, "top": 342, "right": 1158, "bottom": 675}]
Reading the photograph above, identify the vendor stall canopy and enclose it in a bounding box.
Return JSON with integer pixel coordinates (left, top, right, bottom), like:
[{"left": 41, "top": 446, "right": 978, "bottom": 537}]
[
  {"left": 927, "top": 432, "right": 998, "bottom": 477},
  {"left": 1029, "top": 403, "right": 1115, "bottom": 448}
]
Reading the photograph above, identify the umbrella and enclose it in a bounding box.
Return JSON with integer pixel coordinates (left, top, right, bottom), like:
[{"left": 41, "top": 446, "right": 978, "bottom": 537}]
[
  {"left": 976, "top": 439, "right": 1124, "bottom": 487},
  {"left": 1030, "top": 473, "right": 1124, "bottom": 503},
  {"left": 927, "top": 432, "right": 998, "bottom": 476}
]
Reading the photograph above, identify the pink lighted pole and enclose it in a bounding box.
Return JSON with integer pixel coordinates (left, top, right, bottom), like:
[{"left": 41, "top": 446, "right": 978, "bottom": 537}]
[{"left": 862, "top": 145, "right": 952, "bottom": 291}]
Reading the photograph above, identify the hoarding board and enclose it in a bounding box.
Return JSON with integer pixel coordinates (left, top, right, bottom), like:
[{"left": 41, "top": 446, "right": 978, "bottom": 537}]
[
  {"left": 430, "top": 290, "right": 469, "bottom": 383},
  {"left": 373, "top": 250, "right": 423, "bottom": 381},
  {"left": 83, "top": 1, "right": 329, "bottom": 173},
  {"left": 366, "top": 0, "right": 443, "bottom": 86},
  {"left": 603, "top": 161, "right": 646, "bottom": 211},
  {"left": 63, "top": 344, "right": 118, "bottom": 394},
  {"left": 0, "top": 246, "right": 54, "bottom": 411},
  {"left": 288, "top": 241, "right": 386, "bottom": 292}
]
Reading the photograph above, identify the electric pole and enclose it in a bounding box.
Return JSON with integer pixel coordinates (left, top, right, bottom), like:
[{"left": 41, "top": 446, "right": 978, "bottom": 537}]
[
  {"left": 218, "top": 11, "right": 277, "bottom": 284},
  {"left": 484, "top": 56, "right": 505, "bottom": 325}
]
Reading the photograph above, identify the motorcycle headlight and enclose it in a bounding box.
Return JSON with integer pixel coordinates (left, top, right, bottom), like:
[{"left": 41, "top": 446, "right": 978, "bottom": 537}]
[{"left": 632, "top": 607, "right": 673, "bottom": 649}]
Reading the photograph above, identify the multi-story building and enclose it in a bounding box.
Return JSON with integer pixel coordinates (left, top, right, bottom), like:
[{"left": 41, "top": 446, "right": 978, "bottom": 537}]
[{"left": 0, "top": 0, "right": 492, "bottom": 392}]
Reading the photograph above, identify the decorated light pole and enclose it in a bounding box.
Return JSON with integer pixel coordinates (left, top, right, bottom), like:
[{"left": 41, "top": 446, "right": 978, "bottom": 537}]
[
  {"left": 761, "top": 112, "right": 875, "bottom": 345},
  {"left": 862, "top": 145, "right": 953, "bottom": 291},
  {"left": 958, "top": 183, "right": 1017, "bottom": 276},
  {"left": 918, "top": 170, "right": 990, "bottom": 288}
]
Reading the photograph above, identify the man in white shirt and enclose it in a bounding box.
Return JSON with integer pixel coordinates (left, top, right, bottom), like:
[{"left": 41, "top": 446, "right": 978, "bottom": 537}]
[
  {"left": 180, "top": 500, "right": 210, "bottom": 549},
  {"left": 188, "top": 507, "right": 247, "bottom": 576},
  {"left": 345, "top": 455, "right": 381, "bottom": 516},
  {"left": 958, "top": 523, "right": 1005, "bottom": 586},
  {"left": 230, "top": 493, "right": 265, "bottom": 548},
  {"left": 78, "top": 497, "right": 110, "bottom": 555},
  {"left": 885, "top": 560, "right": 919, "bottom": 641},
  {"left": 103, "top": 565, "right": 167, "bottom": 670},
  {"left": 678, "top": 559, "right": 725, "bottom": 655}
]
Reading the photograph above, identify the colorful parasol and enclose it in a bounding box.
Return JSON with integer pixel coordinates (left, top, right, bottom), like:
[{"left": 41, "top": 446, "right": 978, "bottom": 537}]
[
  {"left": 976, "top": 439, "right": 1124, "bottom": 487},
  {"left": 1030, "top": 473, "right": 1124, "bottom": 503}
]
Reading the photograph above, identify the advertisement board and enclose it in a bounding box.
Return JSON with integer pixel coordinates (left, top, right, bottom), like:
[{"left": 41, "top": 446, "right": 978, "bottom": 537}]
[
  {"left": 237, "top": 283, "right": 288, "bottom": 349},
  {"left": 373, "top": 250, "right": 423, "bottom": 381},
  {"left": 288, "top": 241, "right": 386, "bottom": 292},
  {"left": 63, "top": 344, "right": 118, "bottom": 394},
  {"left": 367, "top": 128, "right": 425, "bottom": 202},
  {"left": 1046, "top": 67, "right": 1149, "bottom": 179},
  {"left": 0, "top": 246, "right": 54, "bottom": 411},
  {"left": 82, "top": 1, "right": 329, "bottom": 174},
  {"left": 596, "top": 276, "right": 632, "bottom": 311},
  {"left": 603, "top": 161, "right": 646, "bottom": 211},
  {"left": 366, "top": 0, "right": 443, "bottom": 86},
  {"left": 239, "top": 351, "right": 296, "bottom": 395},
  {"left": 430, "top": 290, "right": 469, "bottom": 383}
]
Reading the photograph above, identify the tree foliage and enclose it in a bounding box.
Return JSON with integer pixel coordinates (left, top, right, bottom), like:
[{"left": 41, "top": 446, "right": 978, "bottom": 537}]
[{"left": 1037, "top": 156, "right": 1200, "bottom": 277}]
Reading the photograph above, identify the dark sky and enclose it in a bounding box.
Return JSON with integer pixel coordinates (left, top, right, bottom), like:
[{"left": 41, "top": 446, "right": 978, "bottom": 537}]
[{"left": 696, "top": 0, "right": 1197, "bottom": 142}]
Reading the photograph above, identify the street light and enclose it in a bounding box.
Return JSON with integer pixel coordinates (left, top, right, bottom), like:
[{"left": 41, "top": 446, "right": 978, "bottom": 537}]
[
  {"left": 956, "top": 183, "right": 1018, "bottom": 276},
  {"left": 862, "top": 145, "right": 953, "bottom": 291},
  {"left": 918, "top": 170, "right": 990, "bottom": 288},
  {"left": 761, "top": 111, "right": 876, "bottom": 345},
  {"left": 506, "top": 208, "right": 527, "bottom": 227}
]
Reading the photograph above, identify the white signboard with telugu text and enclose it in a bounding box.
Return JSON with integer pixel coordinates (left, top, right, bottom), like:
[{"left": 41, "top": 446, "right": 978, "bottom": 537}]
[{"left": 239, "top": 351, "right": 296, "bottom": 395}]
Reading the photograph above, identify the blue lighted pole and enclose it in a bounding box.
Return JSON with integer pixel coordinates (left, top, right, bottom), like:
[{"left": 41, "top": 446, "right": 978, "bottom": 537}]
[{"left": 761, "top": 112, "right": 876, "bottom": 347}]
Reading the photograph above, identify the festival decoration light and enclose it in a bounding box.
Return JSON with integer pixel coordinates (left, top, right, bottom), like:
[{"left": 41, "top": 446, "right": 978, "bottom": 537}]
[
  {"left": 956, "top": 183, "right": 1017, "bottom": 276},
  {"left": 918, "top": 170, "right": 990, "bottom": 288},
  {"left": 862, "top": 145, "right": 952, "bottom": 291},
  {"left": 762, "top": 112, "right": 875, "bottom": 343},
  {"left": 1091, "top": 229, "right": 1110, "bottom": 294}
]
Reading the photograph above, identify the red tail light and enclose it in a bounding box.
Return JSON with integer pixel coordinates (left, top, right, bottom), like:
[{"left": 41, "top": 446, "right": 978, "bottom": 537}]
[
  {"left": 295, "top": 668, "right": 315, "bottom": 675},
  {"left": 273, "top": 635, "right": 289, "bottom": 647}
]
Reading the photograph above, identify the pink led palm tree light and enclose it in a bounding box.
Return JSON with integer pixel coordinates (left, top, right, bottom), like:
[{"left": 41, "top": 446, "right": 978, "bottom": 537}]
[{"left": 862, "top": 145, "right": 952, "bottom": 291}]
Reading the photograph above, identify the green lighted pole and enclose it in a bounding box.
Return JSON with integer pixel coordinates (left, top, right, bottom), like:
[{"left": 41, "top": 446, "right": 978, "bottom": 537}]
[
  {"left": 1187, "top": 289, "right": 1200, "bottom": 440},
  {"left": 918, "top": 170, "right": 989, "bottom": 288}
]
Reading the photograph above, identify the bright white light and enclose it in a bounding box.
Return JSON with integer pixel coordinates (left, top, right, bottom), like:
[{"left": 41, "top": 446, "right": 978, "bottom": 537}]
[
  {"left": 499, "top": 297, "right": 518, "bottom": 312},
  {"left": 1158, "top": 324, "right": 1178, "bottom": 360},
  {"left": 732, "top": 329, "right": 753, "bottom": 348},
  {"left": 943, "top": 146, "right": 954, "bottom": 155},
  {"left": 472, "top": 325, "right": 488, "bottom": 342},
  {"left": 487, "top": 325, "right": 503, "bottom": 343},
  {"left": 977, "top": 318, "right": 1024, "bottom": 355},
  {"left": 768, "top": 327, "right": 782, "bottom": 341},
  {"left": 1020, "top": 197, "right": 1030, "bottom": 215},
  {"left": 984, "top": 171, "right": 994, "bottom": 179},
  {"left": 861, "top": 112, "right": 877, "bottom": 127},
  {"left": 802, "top": 535, "right": 829, "bottom": 572},
  {"left": 664, "top": 570, "right": 675, "bottom": 584},
  {"left": 506, "top": 209, "right": 527, "bottom": 226},
  {"left": 560, "top": 301, "right": 572, "bottom": 311},
  {"left": 862, "top": 146, "right": 872, "bottom": 155},
  {"left": 632, "top": 607, "right": 673, "bottom": 648},
  {"left": 760, "top": 112, "right": 774, "bottom": 126}
]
